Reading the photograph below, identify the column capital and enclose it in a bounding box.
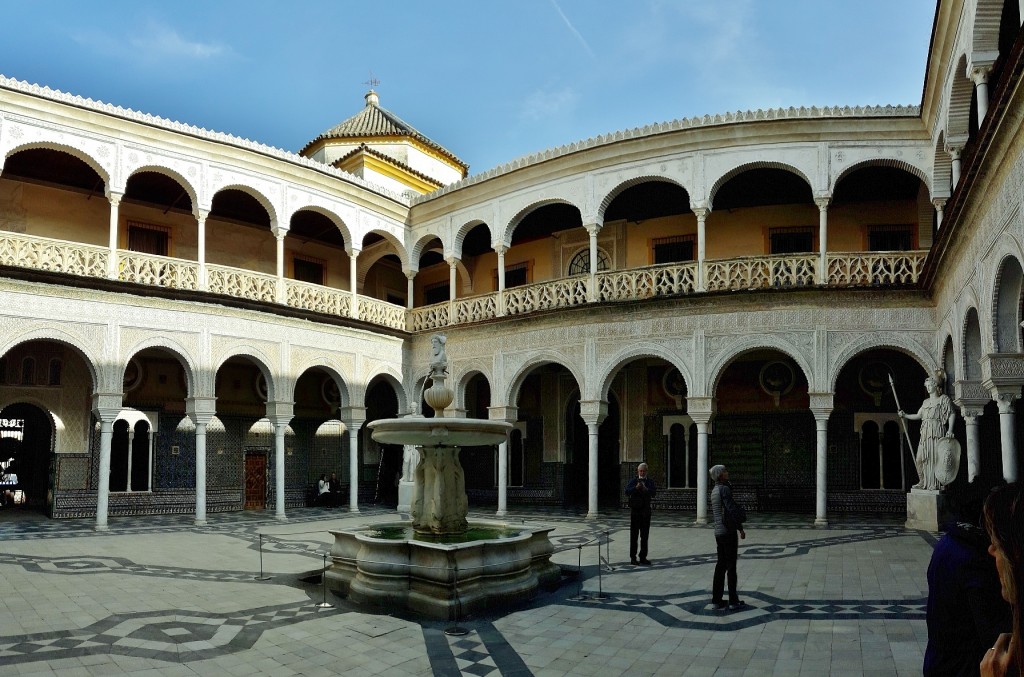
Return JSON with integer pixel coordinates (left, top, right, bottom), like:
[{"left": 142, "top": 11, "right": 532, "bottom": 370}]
[
  {"left": 969, "top": 64, "right": 992, "bottom": 85},
  {"left": 808, "top": 392, "right": 834, "bottom": 420},
  {"left": 691, "top": 206, "right": 710, "bottom": 220},
  {"left": 685, "top": 396, "right": 716, "bottom": 423},
  {"left": 446, "top": 256, "right": 459, "bottom": 268},
  {"left": 931, "top": 197, "right": 947, "bottom": 211},
  {"left": 959, "top": 405, "right": 985, "bottom": 420},
  {"left": 339, "top": 406, "right": 367, "bottom": 429},
  {"left": 578, "top": 399, "right": 608, "bottom": 426},
  {"left": 945, "top": 143, "right": 965, "bottom": 159},
  {"left": 186, "top": 397, "right": 218, "bottom": 425},
  {"left": 493, "top": 243, "right": 508, "bottom": 256},
  {"left": 91, "top": 393, "right": 123, "bottom": 421},
  {"left": 265, "top": 401, "right": 294, "bottom": 425},
  {"left": 107, "top": 191, "right": 123, "bottom": 207},
  {"left": 994, "top": 392, "right": 1019, "bottom": 414},
  {"left": 346, "top": 247, "right": 361, "bottom": 258},
  {"left": 271, "top": 225, "right": 287, "bottom": 240},
  {"left": 583, "top": 223, "right": 602, "bottom": 237},
  {"left": 814, "top": 196, "right": 831, "bottom": 211},
  {"left": 404, "top": 268, "right": 417, "bottom": 281},
  {"left": 488, "top": 405, "right": 519, "bottom": 424}
]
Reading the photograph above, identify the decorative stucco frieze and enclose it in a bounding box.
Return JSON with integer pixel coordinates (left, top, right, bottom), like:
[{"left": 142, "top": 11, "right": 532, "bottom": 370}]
[{"left": 1, "top": 114, "right": 117, "bottom": 181}]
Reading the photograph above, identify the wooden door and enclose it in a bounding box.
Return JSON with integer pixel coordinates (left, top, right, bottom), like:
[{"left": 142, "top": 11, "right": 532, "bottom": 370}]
[{"left": 244, "top": 453, "right": 267, "bottom": 510}]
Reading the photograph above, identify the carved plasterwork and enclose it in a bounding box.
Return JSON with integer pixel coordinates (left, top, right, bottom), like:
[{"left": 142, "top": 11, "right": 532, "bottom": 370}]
[
  {"left": 0, "top": 115, "right": 116, "bottom": 183},
  {"left": 121, "top": 144, "right": 201, "bottom": 203},
  {"left": 704, "top": 332, "right": 814, "bottom": 393},
  {"left": 826, "top": 330, "right": 936, "bottom": 392},
  {"left": 207, "top": 164, "right": 282, "bottom": 223}
]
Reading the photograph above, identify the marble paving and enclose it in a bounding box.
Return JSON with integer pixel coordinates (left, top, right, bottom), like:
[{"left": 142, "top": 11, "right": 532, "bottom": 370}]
[{"left": 0, "top": 506, "right": 934, "bottom": 676}]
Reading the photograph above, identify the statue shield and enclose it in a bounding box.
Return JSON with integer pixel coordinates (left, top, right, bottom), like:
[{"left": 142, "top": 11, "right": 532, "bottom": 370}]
[{"left": 935, "top": 437, "right": 962, "bottom": 486}]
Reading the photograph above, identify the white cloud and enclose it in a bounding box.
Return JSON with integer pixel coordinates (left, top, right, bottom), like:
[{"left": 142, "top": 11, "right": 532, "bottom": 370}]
[
  {"left": 71, "top": 19, "right": 228, "bottom": 63},
  {"left": 520, "top": 86, "right": 578, "bottom": 122}
]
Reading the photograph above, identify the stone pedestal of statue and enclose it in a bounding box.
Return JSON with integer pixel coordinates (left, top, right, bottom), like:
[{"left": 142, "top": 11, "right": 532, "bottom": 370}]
[
  {"left": 905, "top": 488, "right": 953, "bottom": 531},
  {"left": 397, "top": 480, "right": 415, "bottom": 513}
]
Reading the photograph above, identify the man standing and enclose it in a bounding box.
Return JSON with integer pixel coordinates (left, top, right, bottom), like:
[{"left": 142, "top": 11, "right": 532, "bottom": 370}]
[
  {"left": 625, "top": 463, "right": 656, "bottom": 565},
  {"left": 710, "top": 464, "right": 746, "bottom": 610}
]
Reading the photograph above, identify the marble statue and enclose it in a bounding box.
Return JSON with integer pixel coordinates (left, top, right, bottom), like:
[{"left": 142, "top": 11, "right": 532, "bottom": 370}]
[
  {"left": 429, "top": 334, "right": 447, "bottom": 378},
  {"left": 899, "top": 371, "right": 959, "bottom": 490}
]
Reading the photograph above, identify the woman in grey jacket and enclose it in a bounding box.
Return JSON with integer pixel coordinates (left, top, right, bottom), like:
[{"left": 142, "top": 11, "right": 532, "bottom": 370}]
[{"left": 710, "top": 464, "right": 746, "bottom": 610}]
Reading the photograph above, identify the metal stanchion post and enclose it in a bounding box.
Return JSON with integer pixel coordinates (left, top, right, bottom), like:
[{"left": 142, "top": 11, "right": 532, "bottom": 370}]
[
  {"left": 254, "top": 533, "right": 271, "bottom": 581},
  {"left": 315, "top": 552, "right": 333, "bottom": 608},
  {"left": 444, "top": 552, "right": 468, "bottom": 636},
  {"left": 594, "top": 536, "right": 608, "bottom": 600},
  {"left": 568, "top": 544, "right": 587, "bottom": 600},
  {"left": 602, "top": 529, "right": 615, "bottom": 572}
]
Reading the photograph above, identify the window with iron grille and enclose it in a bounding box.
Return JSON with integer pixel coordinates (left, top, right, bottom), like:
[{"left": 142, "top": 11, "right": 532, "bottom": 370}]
[
  {"left": 424, "top": 281, "right": 450, "bottom": 305},
  {"left": 292, "top": 256, "right": 325, "bottom": 285},
  {"left": 769, "top": 226, "right": 814, "bottom": 254},
  {"left": 652, "top": 235, "right": 695, "bottom": 264},
  {"left": 127, "top": 222, "right": 170, "bottom": 256},
  {"left": 868, "top": 225, "right": 914, "bottom": 251}
]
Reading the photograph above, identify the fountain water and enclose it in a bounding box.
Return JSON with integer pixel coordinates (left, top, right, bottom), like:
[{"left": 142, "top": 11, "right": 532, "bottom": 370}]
[{"left": 324, "top": 335, "right": 560, "bottom": 619}]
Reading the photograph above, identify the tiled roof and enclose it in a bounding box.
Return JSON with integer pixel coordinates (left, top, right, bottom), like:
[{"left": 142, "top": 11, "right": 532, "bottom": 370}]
[{"left": 301, "top": 92, "right": 467, "bottom": 170}]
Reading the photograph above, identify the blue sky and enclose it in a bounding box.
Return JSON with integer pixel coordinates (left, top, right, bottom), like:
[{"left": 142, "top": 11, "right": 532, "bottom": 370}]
[{"left": 0, "top": 1, "right": 935, "bottom": 174}]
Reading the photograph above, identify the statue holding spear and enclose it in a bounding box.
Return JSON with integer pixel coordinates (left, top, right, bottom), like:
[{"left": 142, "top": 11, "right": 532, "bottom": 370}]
[{"left": 891, "top": 370, "right": 960, "bottom": 490}]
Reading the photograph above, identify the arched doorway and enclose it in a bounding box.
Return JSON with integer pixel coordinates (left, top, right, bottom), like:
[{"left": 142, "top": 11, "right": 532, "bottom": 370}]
[{"left": 0, "top": 403, "right": 54, "bottom": 512}]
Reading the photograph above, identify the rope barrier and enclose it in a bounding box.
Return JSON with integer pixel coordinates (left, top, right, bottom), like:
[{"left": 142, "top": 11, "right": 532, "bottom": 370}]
[
  {"left": 314, "top": 552, "right": 332, "bottom": 609},
  {"left": 253, "top": 533, "right": 271, "bottom": 581}
]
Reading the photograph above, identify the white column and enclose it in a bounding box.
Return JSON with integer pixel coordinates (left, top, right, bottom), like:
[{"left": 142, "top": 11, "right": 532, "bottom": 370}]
[
  {"left": 195, "top": 421, "right": 208, "bottom": 524},
  {"left": 694, "top": 207, "right": 708, "bottom": 292},
  {"left": 349, "top": 250, "right": 359, "bottom": 319},
  {"left": 933, "top": 199, "right": 946, "bottom": 230},
  {"left": 274, "top": 422, "right": 287, "bottom": 520},
  {"left": 496, "top": 440, "right": 508, "bottom": 517},
  {"left": 970, "top": 66, "right": 991, "bottom": 122},
  {"left": 814, "top": 413, "right": 830, "bottom": 526},
  {"left": 126, "top": 429, "right": 135, "bottom": 492},
  {"left": 586, "top": 224, "right": 599, "bottom": 302},
  {"left": 96, "top": 419, "right": 113, "bottom": 530},
  {"left": 107, "top": 193, "right": 122, "bottom": 279},
  {"left": 948, "top": 145, "right": 964, "bottom": 187},
  {"left": 496, "top": 245, "right": 507, "bottom": 317},
  {"left": 963, "top": 411, "right": 982, "bottom": 482},
  {"left": 196, "top": 210, "right": 208, "bottom": 291},
  {"left": 448, "top": 258, "right": 458, "bottom": 324},
  {"left": 274, "top": 229, "right": 286, "bottom": 304},
  {"left": 996, "top": 395, "right": 1020, "bottom": 482},
  {"left": 587, "top": 423, "right": 599, "bottom": 518},
  {"left": 348, "top": 427, "right": 360, "bottom": 512},
  {"left": 695, "top": 421, "right": 709, "bottom": 524},
  {"left": 405, "top": 270, "right": 415, "bottom": 309},
  {"left": 815, "top": 197, "right": 829, "bottom": 284}
]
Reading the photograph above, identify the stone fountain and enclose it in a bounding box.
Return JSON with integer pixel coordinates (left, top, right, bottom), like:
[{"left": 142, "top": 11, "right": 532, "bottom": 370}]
[{"left": 324, "top": 335, "right": 560, "bottom": 619}]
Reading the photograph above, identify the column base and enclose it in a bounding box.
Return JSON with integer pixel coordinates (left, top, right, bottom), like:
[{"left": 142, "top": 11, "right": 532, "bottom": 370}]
[
  {"left": 694, "top": 517, "right": 707, "bottom": 526},
  {"left": 495, "top": 510, "right": 507, "bottom": 518},
  {"left": 94, "top": 524, "right": 109, "bottom": 532},
  {"left": 585, "top": 511, "right": 599, "bottom": 520},
  {"left": 194, "top": 518, "right": 207, "bottom": 527},
  {"left": 275, "top": 514, "right": 288, "bottom": 522},
  {"left": 813, "top": 517, "right": 828, "bottom": 527},
  {"left": 349, "top": 506, "right": 360, "bottom": 514}
]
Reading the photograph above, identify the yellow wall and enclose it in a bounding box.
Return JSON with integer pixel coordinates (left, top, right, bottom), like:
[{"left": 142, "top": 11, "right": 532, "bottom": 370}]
[{"left": 0, "top": 180, "right": 108, "bottom": 245}]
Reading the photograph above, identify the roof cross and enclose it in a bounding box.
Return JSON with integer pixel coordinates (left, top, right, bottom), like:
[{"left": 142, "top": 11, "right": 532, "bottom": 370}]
[{"left": 363, "top": 72, "right": 380, "bottom": 90}]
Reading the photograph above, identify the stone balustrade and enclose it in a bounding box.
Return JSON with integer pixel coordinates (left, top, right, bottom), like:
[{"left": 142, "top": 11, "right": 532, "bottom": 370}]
[{"left": 0, "top": 231, "right": 927, "bottom": 334}]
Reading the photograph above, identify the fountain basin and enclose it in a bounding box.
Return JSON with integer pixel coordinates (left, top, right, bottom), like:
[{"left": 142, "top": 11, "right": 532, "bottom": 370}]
[
  {"left": 325, "top": 520, "right": 561, "bottom": 619},
  {"left": 367, "top": 417, "right": 512, "bottom": 447}
]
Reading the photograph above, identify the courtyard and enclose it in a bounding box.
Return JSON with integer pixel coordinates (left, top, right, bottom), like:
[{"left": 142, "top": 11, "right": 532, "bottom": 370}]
[{"left": 0, "top": 507, "right": 931, "bottom": 676}]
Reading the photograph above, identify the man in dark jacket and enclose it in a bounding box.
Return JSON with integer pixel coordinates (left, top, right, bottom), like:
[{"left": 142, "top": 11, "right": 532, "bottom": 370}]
[
  {"left": 924, "top": 487, "right": 1011, "bottom": 676},
  {"left": 710, "top": 464, "right": 746, "bottom": 610},
  {"left": 625, "top": 462, "right": 656, "bottom": 565}
]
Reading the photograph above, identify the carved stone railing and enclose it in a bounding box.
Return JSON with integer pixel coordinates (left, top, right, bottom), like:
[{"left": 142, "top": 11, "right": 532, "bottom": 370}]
[
  {"left": 597, "top": 262, "right": 698, "bottom": 301},
  {"left": 0, "top": 232, "right": 108, "bottom": 278},
  {"left": 285, "top": 279, "right": 351, "bottom": 317},
  {"left": 119, "top": 251, "right": 199, "bottom": 290},
  {"left": 826, "top": 250, "right": 927, "bottom": 286},
  {"left": 358, "top": 295, "right": 406, "bottom": 330},
  {"left": 504, "top": 275, "right": 589, "bottom": 315},
  {"left": 206, "top": 264, "right": 277, "bottom": 303},
  {"left": 705, "top": 254, "right": 818, "bottom": 291},
  {"left": 408, "top": 302, "right": 450, "bottom": 332},
  {"left": 453, "top": 294, "right": 498, "bottom": 325}
]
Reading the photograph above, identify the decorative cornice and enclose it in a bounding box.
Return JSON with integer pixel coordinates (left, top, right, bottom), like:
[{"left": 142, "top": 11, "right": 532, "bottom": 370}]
[
  {"left": 412, "top": 104, "right": 920, "bottom": 205},
  {"left": 0, "top": 74, "right": 412, "bottom": 207}
]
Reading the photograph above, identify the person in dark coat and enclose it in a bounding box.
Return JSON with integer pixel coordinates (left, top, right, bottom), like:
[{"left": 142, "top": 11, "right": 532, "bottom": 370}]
[
  {"left": 710, "top": 464, "right": 746, "bottom": 610},
  {"left": 925, "top": 484, "right": 1011, "bottom": 676},
  {"left": 625, "top": 462, "right": 656, "bottom": 565}
]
